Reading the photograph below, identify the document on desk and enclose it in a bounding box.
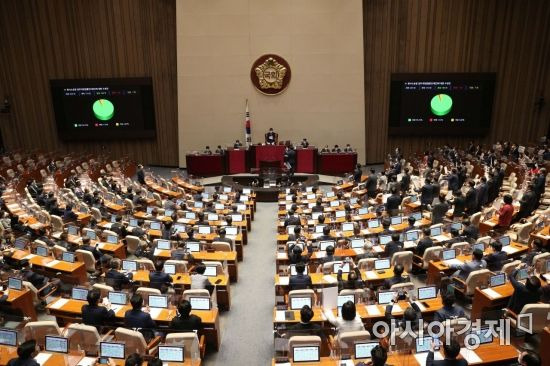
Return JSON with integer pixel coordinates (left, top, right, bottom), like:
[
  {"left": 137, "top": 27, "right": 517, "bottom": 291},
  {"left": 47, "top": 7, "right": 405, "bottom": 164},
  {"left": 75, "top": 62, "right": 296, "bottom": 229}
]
[
  {"left": 373, "top": 245, "right": 384, "bottom": 253},
  {"left": 501, "top": 246, "right": 517, "bottom": 254},
  {"left": 366, "top": 305, "right": 382, "bottom": 316},
  {"left": 443, "top": 259, "right": 464, "bottom": 267},
  {"left": 365, "top": 271, "right": 378, "bottom": 279},
  {"left": 77, "top": 357, "right": 97, "bottom": 366},
  {"left": 391, "top": 304, "right": 403, "bottom": 314},
  {"left": 414, "top": 351, "right": 443, "bottom": 364},
  {"left": 481, "top": 288, "right": 501, "bottom": 299},
  {"left": 34, "top": 353, "right": 52, "bottom": 366},
  {"left": 22, "top": 254, "right": 36, "bottom": 260},
  {"left": 460, "top": 348, "right": 482, "bottom": 363},
  {"left": 353, "top": 248, "right": 365, "bottom": 256},
  {"left": 50, "top": 298, "right": 69, "bottom": 309},
  {"left": 315, "top": 251, "right": 326, "bottom": 259},
  {"left": 278, "top": 276, "right": 289, "bottom": 286},
  {"left": 276, "top": 252, "right": 287, "bottom": 260},
  {"left": 46, "top": 260, "right": 60, "bottom": 267},
  {"left": 275, "top": 310, "right": 286, "bottom": 322},
  {"left": 153, "top": 249, "right": 162, "bottom": 257},
  {"left": 149, "top": 307, "right": 163, "bottom": 319},
  {"left": 323, "top": 275, "right": 337, "bottom": 284},
  {"left": 110, "top": 304, "right": 124, "bottom": 314},
  {"left": 433, "top": 235, "right": 450, "bottom": 242}
]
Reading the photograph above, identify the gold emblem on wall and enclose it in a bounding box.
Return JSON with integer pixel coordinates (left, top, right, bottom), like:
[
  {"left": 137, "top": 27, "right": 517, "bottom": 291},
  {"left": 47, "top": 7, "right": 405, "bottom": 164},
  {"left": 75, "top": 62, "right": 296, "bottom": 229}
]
[{"left": 250, "top": 54, "right": 291, "bottom": 95}]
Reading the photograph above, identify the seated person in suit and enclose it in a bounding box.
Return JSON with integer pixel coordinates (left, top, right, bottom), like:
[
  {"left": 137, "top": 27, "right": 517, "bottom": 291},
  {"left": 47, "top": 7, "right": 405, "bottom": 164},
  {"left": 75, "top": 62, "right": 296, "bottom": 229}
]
[
  {"left": 450, "top": 248, "right": 486, "bottom": 280},
  {"left": 62, "top": 204, "right": 78, "bottom": 222},
  {"left": 461, "top": 218, "right": 479, "bottom": 241},
  {"left": 170, "top": 300, "right": 202, "bottom": 332},
  {"left": 320, "top": 245, "right": 336, "bottom": 264},
  {"left": 124, "top": 294, "right": 156, "bottom": 340},
  {"left": 517, "top": 351, "right": 541, "bottom": 366},
  {"left": 110, "top": 216, "right": 126, "bottom": 237},
  {"left": 344, "top": 144, "right": 353, "bottom": 153},
  {"left": 289, "top": 305, "right": 321, "bottom": 336},
  {"left": 311, "top": 198, "right": 324, "bottom": 213},
  {"left": 369, "top": 345, "right": 388, "bottom": 366},
  {"left": 483, "top": 241, "right": 507, "bottom": 271},
  {"left": 171, "top": 241, "right": 187, "bottom": 260},
  {"left": 331, "top": 145, "right": 341, "bottom": 153},
  {"left": 125, "top": 353, "right": 143, "bottom": 366},
  {"left": 190, "top": 264, "right": 211, "bottom": 290},
  {"left": 7, "top": 340, "right": 39, "bottom": 366},
  {"left": 80, "top": 236, "right": 103, "bottom": 261},
  {"left": 427, "top": 338, "right": 467, "bottom": 366},
  {"left": 415, "top": 228, "right": 434, "bottom": 257},
  {"left": 20, "top": 259, "right": 48, "bottom": 292},
  {"left": 214, "top": 145, "right": 224, "bottom": 154},
  {"left": 441, "top": 228, "right": 465, "bottom": 248},
  {"left": 383, "top": 264, "right": 406, "bottom": 289},
  {"left": 265, "top": 128, "right": 277, "bottom": 144},
  {"left": 380, "top": 218, "right": 392, "bottom": 235},
  {"left": 320, "top": 145, "right": 330, "bottom": 153},
  {"left": 507, "top": 266, "right": 541, "bottom": 314},
  {"left": 316, "top": 225, "right": 333, "bottom": 242},
  {"left": 288, "top": 244, "right": 307, "bottom": 265},
  {"left": 337, "top": 262, "right": 363, "bottom": 291},
  {"left": 434, "top": 293, "right": 466, "bottom": 322},
  {"left": 203, "top": 146, "right": 212, "bottom": 155},
  {"left": 404, "top": 216, "right": 416, "bottom": 232},
  {"left": 289, "top": 262, "right": 312, "bottom": 291},
  {"left": 149, "top": 260, "right": 173, "bottom": 292},
  {"left": 82, "top": 289, "right": 115, "bottom": 328},
  {"left": 284, "top": 209, "right": 301, "bottom": 227},
  {"left": 106, "top": 258, "right": 133, "bottom": 290},
  {"left": 213, "top": 228, "right": 233, "bottom": 249},
  {"left": 383, "top": 233, "right": 404, "bottom": 259},
  {"left": 522, "top": 238, "right": 545, "bottom": 266},
  {"left": 233, "top": 140, "right": 243, "bottom": 148}
]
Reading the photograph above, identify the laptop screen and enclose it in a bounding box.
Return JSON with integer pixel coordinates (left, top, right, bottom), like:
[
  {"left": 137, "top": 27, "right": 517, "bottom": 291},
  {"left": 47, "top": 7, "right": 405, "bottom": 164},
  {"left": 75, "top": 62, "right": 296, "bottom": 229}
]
[
  {"left": 189, "top": 297, "right": 210, "bottom": 310},
  {"left": 163, "top": 264, "right": 176, "bottom": 275},
  {"left": 219, "top": 195, "right": 229, "bottom": 201},
  {"left": 415, "top": 336, "right": 433, "bottom": 353},
  {"left": 14, "top": 237, "right": 28, "bottom": 250},
  {"left": 36, "top": 245, "right": 48, "bottom": 257},
  {"left": 156, "top": 240, "right": 171, "bottom": 250},
  {"left": 379, "top": 235, "right": 391, "bottom": 245},
  {"left": 331, "top": 201, "right": 340, "bottom": 208},
  {"left": 100, "top": 342, "right": 125, "bottom": 359},
  {"left": 293, "top": 346, "right": 320, "bottom": 363},
  {"left": 405, "top": 230, "right": 420, "bottom": 241},
  {"left": 158, "top": 346, "right": 184, "bottom": 362},
  {"left": 490, "top": 273, "right": 506, "bottom": 287},
  {"left": 355, "top": 342, "right": 378, "bottom": 360},
  {"left": 215, "top": 203, "right": 225, "bottom": 210},
  {"left": 319, "top": 241, "right": 335, "bottom": 251},
  {"left": 499, "top": 236, "right": 511, "bottom": 246},
  {"left": 467, "top": 327, "right": 493, "bottom": 345},
  {"left": 290, "top": 297, "right": 312, "bottom": 310},
  {"left": 108, "top": 291, "right": 127, "bottom": 305},
  {"left": 62, "top": 252, "right": 75, "bottom": 263},
  {"left": 367, "top": 220, "right": 380, "bottom": 229},
  {"left": 326, "top": 191, "right": 335, "bottom": 198},
  {"left": 0, "top": 329, "right": 17, "bottom": 346},
  {"left": 194, "top": 201, "right": 203, "bottom": 208},
  {"left": 333, "top": 262, "right": 350, "bottom": 273},
  {"left": 231, "top": 214, "right": 243, "bottom": 222},
  {"left": 165, "top": 209, "right": 174, "bottom": 217},
  {"left": 337, "top": 294, "right": 355, "bottom": 308},
  {"left": 204, "top": 266, "right": 217, "bottom": 277},
  {"left": 185, "top": 212, "right": 196, "bottom": 219},
  {"left": 430, "top": 227, "right": 442, "bottom": 236},
  {"left": 374, "top": 259, "right": 391, "bottom": 270},
  {"left": 350, "top": 238, "right": 364, "bottom": 249},
  {"left": 147, "top": 206, "right": 154, "bottom": 214},
  {"left": 451, "top": 222, "right": 463, "bottom": 231},
  {"left": 442, "top": 249, "right": 456, "bottom": 260},
  {"left": 186, "top": 242, "right": 201, "bottom": 252},
  {"left": 342, "top": 223, "right": 354, "bottom": 232},
  {"left": 417, "top": 286, "right": 437, "bottom": 300},
  {"left": 111, "top": 215, "right": 117, "bottom": 223},
  {"left": 149, "top": 295, "right": 168, "bottom": 308},
  {"left": 45, "top": 336, "right": 68, "bottom": 353},
  {"left": 377, "top": 291, "right": 397, "bottom": 305},
  {"left": 72, "top": 287, "right": 89, "bottom": 301},
  {"left": 8, "top": 277, "right": 22, "bottom": 291},
  {"left": 290, "top": 265, "right": 308, "bottom": 276},
  {"left": 516, "top": 268, "right": 529, "bottom": 280},
  {"left": 122, "top": 260, "right": 137, "bottom": 272}
]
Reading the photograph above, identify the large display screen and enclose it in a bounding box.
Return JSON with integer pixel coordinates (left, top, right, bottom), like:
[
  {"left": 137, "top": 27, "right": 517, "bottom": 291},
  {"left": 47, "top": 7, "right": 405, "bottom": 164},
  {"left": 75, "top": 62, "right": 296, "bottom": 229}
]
[
  {"left": 51, "top": 78, "right": 156, "bottom": 140},
  {"left": 388, "top": 73, "right": 496, "bottom": 136}
]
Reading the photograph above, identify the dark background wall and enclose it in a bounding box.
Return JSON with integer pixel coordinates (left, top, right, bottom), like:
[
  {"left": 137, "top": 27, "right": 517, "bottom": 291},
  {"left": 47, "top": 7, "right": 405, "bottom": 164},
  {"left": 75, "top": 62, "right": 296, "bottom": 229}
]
[
  {"left": 0, "top": 0, "right": 178, "bottom": 166},
  {"left": 363, "top": 0, "right": 550, "bottom": 162}
]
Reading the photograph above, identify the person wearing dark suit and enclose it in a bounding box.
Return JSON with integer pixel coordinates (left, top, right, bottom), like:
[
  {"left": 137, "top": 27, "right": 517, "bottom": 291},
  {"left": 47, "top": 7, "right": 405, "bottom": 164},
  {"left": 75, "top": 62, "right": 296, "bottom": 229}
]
[
  {"left": 110, "top": 216, "right": 127, "bottom": 237},
  {"left": 434, "top": 293, "right": 466, "bottom": 322},
  {"left": 486, "top": 173, "right": 497, "bottom": 203},
  {"left": 353, "top": 164, "right": 362, "bottom": 183},
  {"left": 522, "top": 239, "right": 545, "bottom": 266},
  {"left": 426, "top": 338, "right": 467, "bottom": 366},
  {"left": 465, "top": 181, "right": 477, "bottom": 214},
  {"left": 105, "top": 259, "right": 133, "bottom": 290},
  {"left": 284, "top": 210, "right": 301, "bottom": 227},
  {"left": 446, "top": 169, "right": 460, "bottom": 193},
  {"left": 383, "top": 264, "right": 406, "bottom": 289},
  {"left": 6, "top": 340, "right": 40, "bottom": 366},
  {"left": 415, "top": 228, "right": 434, "bottom": 257},
  {"left": 289, "top": 305, "right": 323, "bottom": 336},
  {"left": 533, "top": 169, "right": 546, "bottom": 200},
  {"left": 400, "top": 169, "right": 411, "bottom": 193},
  {"left": 80, "top": 237, "right": 103, "bottom": 261},
  {"left": 62, "top": 204, "right": 78, "bottom": 222},
  {"left": 450, "top": 248, "right": 486, "bottom": 280},
  {"left": 516, "top": 184, "right": 538, "bottom": 221},
  {"left": 385, "top": 188, "right": 402, "bottom": 216},
  {"left": 300, "top": 138, "right": 309, "bottom": 148},
  {"left": 383, "top": 233, "right": 404, "bottom": 259},
  {"left": 483, "top": 241, "right": 508, "bottom": 271},
  {"left": 476, "top": 177, "right": 489, "bottom": 211},
  {"left": 311, "top": 199, "right": 324, "bottom": 213},
  {"left": 289, "top": 262, "right": 312, "bottom": 291},
  {"left": 82, "top": 289, "right": 115, "bottom": 328},
  {"left": 170, "top": 300, "right": 202, "bottom": 332},
  {"left": 419, "top": 178, "right": 434, "bottom": 209},
  {"left": 124, "top": 294, "right": 156, "bottom": 339},
  {"left": 213, "top": 228, "right": 234, "bottom": 249},
  {"left": 451, "top": 190, "right": 466, "bottom": 218},
  {"left": 171, "top": 242, "right": 188, "bottom": 260},
  {"left": 265, "top": 128, "right": 277, "bottom": 144},
  {"left": 431, "top": 195, "right": 449, "bottom": 224},
  {"left": 366, "top": 170, "right": 378, "bottom": 198},
  {"left": 461, "top": 219, "right": 479, "bottom": 241},
  {"left": 20, "top": 259, "right": 48, "bottom": 290},
  {"left": 284, "top": 146, "right": 296, "bottom": 174},
  {"left": 149, "top": 260, "right": 173, "bottom": 291},
  {"left": 337, "top": 265, "right": 363, "bottom": 292},
  {"left": 507, "top": 267, "right": 541, "bottom": 314},
  {"left": 319, "top": 245, "right": 337, "bottom": 264}
]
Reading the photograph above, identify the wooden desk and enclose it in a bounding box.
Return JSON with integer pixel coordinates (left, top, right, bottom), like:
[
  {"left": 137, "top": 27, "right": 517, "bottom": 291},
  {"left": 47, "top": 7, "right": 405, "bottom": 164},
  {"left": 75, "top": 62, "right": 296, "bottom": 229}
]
[
  {"left": 103, "top": 200, "right": 125, "bottom": 213},
  {"left": 530, "top": 226, "right": 549, "bottom": 247},
  {"left": 11, "top": 249, "right": 87, "bottom": 284},
  {"left": 32, "top": 352, "right": 84, "bottom": 366},
  {"left": 145, "top": 180, "right": 183, "bottom": 199},
  {"left": 1, "top": 288, "right": 36, "bottom": 320},
  {"left": 0, "top": 345, "right": 18, "bottom": 366},
  {"left": 171, "top": 176, "right": 204, "bottom": 193},
  {"left": 46, "top": 298, "right": 222, "bottom": 351},
  {"left": 275, "top": 268, "right": 401, "bottom": 290},
  {"left": 113, "top": 359, "right": 199, "bottom": 366},
  {"left": 186, "top": 154, "right": 225, "bottom": 177},
  {"left": 317, "top": 153, "right": 357, "bottom": 175},
  {"left": 132, "top": 270, "right": 231, "bottom": 311}
]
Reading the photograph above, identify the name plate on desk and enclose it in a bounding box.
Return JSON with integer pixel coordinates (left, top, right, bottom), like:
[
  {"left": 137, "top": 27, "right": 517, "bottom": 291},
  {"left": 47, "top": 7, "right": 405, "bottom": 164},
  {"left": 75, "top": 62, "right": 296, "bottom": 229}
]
[
  {"left": 50, "top": 298, "right": 69, "bottom": 309},
  {"left": 278, "top": 276, "right": 289, "bottom": 286},
  {"left": 366, "top": 305, "right": 382, "bottom": 316},
  {"left": 46, "top": 260, "right": 60, "bottom": 267}
]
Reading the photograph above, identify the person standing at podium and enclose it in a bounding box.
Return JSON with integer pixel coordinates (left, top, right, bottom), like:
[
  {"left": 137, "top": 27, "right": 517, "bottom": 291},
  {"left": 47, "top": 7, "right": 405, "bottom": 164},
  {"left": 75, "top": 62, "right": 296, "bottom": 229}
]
[{"left": 265, "top": 127, "right": 277, "bottom": 144}]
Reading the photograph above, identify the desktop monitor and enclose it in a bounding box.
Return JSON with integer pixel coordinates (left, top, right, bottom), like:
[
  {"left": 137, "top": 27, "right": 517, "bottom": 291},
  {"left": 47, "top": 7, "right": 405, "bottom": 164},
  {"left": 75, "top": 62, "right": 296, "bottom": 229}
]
[
  {"left": 85, "top": 230, "right": 97, "bottom": 240},
  {"left": 390, "top": 216, "right": 403, "bottom": 225},
  {"left": 239, "top": 195, "right": 249, "bottom": 202},
  {"left": 45, "top": 336, "right": 68, "bottom": 353},
  {"left": 237, "top": 204, "right": 246, "bottom": 211},
  {"left": 333, "top": 262, "right": 350, "bottom": 273},
  {"left": 290, "top": 297, "right": 312, "bottom": 310},
  {"left": 71, "top": 287, "right": 89, "bottom": 301},
  {"left": 186, "top": 242, "right": 201, "bottom": 252},
  {"left": 367, "top": 220, "right": 380, "bottom": 229},
  {"left": 147, "top": 207, "right": 154, "bottom": 214},
  {"left": 350, "top": 238, "right": 365, "bottom": 249},
  {"left": 326, "top": 191, "right": 335, "bottom": 198},
  {"left": 415, "top": 336, "right": 433, "bottom": 353},
  {"left": 498, "top": 235, "right": 511, "bottom": 246},
  {"left": 62, "top": 252, "right": 75, "bottom": 263},
  {"left": 163, "top": 264, "right": 176, "bottom": 275},
  {"left": 430, "top": 227, "right": 442, "bottom": 236},
  {"left": 110, "top": 215, "right": 117, "bottom": 223},
  {"left": 331, "top": 200, "right": 340, "bottom": 208},
  {"left": 219, "top": 194, "right": 229, "bottom": 201},
  {"left": 0, "top": 329, "right": 17, "bottom": 346},
  {"left": 355, "top": 342, "right": 378, "bottom": 360},
  {"left": 8, "top": 277, "right": 22, "bottom": 291},
  {"left": 122, "top": 260, "right": 137, "bottom": 272},
  {"left": 108, "top": 291, "right": 127, "bottom": 305},
  {"left": 473, "top": 243, "right": 485, "bottom": 252},
  {"left": 377, "top": 291, "right": 397, "bottom": 305},
  {"left": 358, "top": 207, "right": 369, "bottom": 215},
  {"left": 67, "top": 226, "right": 78, "bottom": 236},
  {"left": 290, "top": 264, "right": 308, "bottom": 276},
  {"left": 215, "top": 203, "right": 225, "bottom": 210},
  {"left": 36, "top": 245, "right": 49, "bottom": 257},
  {"left": 315, "top": 225, "right": 325, "bottom": 234},
  {"left": 490, "top": 273, "right": 506, "bottom": 287},
  {"left": 156, "top": 240, "right": 171, "bottom": 250},
  {"left": 203, "top": 266, "right": 217, "bottom": 277},
  {"left": 198, "top": 226, "right": 211, "bottom": 234},
  {"left": 374, "top": 259, "right": 391, "bottom": 270},
  {"left": 148, "top": 295, "right": 168, "bottom": 308},
  {"left": 350, "top": 197, "right": 358, "bottom": 205},
  {"left": 194, "top": 201, "right": 203, "bottom": 208},
  {"left": 158, "top": 346, "right": 184, "bottom": 363},
  {"left": 311, "top": 212, "right": 321, "bottom": 220},
  {"left": 342, "top": 223, "right": 354, "bottom": 232},
  {"left": 417, "top": 286, "right": 437, "bottom": 301},
  {"left": 411, "top": 212, "right": 422, "bottom": 220},
  {"left": 335, "top": 210, "right": 346, "bottom": 218},
  {"left": 451, "top": 222, "right": 463, "bottom": 231},
  {"left": 207, "top": 213, "right": 219, "bottom": 221},
  {"left": 100, "top": 342, "right": 125, "bottom": 359},
  {"left": 442, "top": 249, "right": 456, "bottom": 261},
  {"left": 516, "top": 268, "right": 529, "bottom": 280},
  {"left": 307, "top": 194, "right": 316, "bottom": 200},
  {"left": 165, "top": 209, "right": 174, "bottom": 217},
  {"left": 337, "top": 295, "right": 355, "bottom": 308},
  {"left": 107, "top": 235, "right": 118, "bottom": 244},
  {"left": 14, "top": 238, "right": 28, "bottom": 250},
  {"left": 225, "top": 226, "right": 238, "bottom": 236},
  {"left": 150, "top": 222, "right": 161, "bottom": 230},
  {"left": 405, "top": 230, "right": 420, "bottom": 241},
  {"left": 319, "top": 241, "right": 335, "bottom": 251},
  {"left": 293, "top": 346, "right": 320, "bottom": 363},
  {"left": 189, "top": 297, "right": 211, "bottom": 310},
  {"left": 129, "top": 218, "right": 138, "bottom": 227},
  {"left": 379, "top": 235, "right": 392, "bottom": 245},
  {"left": 185, "top": 212, "right": 196, "bottom": 219},
  {"left": 173, "top": 224, "right": 186, "bottom": 233}
]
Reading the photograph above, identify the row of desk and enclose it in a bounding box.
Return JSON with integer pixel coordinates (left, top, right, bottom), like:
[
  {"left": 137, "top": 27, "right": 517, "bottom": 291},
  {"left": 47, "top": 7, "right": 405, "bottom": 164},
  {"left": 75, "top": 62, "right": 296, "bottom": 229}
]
[{"left": 185, "top": 148, "right": 357, "bottom": 176}]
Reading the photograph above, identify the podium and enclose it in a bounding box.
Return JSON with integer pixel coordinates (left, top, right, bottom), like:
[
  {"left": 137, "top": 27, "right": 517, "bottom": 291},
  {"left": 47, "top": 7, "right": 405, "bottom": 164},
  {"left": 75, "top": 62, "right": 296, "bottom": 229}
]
[
  {"left": 318, "top": 152, "right": 357, "bottom": 175},
  {"left": 186, "top": 154, "right": 225, "bottom": 176},
  {"left": 227, "top": 148, "right": 247, "bottom": 174},
  {"left": 253, "top": 144, "right": 285, "bottom": 168},
  {"left": 296, "top": 147, "right": 316, "bottom": 173}
]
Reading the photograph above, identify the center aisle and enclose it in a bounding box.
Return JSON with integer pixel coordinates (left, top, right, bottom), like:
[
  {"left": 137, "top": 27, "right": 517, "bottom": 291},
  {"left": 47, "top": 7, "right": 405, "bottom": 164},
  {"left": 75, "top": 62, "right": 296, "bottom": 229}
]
[{"left": 206, "top": 202, "right": 277, "bottom": 365}]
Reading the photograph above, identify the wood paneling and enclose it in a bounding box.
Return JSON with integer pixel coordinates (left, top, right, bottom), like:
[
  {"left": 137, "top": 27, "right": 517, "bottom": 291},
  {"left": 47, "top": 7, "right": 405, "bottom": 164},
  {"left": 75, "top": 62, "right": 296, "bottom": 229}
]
[
  {"left": 363, "top": 0, "right": 550, "bottom": 163},
  {"left": 0, "top": 0, "right": 178, "bottom": 166}
]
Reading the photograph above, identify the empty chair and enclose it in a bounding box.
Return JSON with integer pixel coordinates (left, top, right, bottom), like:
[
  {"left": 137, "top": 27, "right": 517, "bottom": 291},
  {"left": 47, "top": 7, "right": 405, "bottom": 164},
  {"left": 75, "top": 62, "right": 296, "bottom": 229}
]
[
  {"left": 22, "top": 280, "right": 56, "bottom": 307},
  {"left": 125, "top": 235, "right": 142, "bottom": 255},
  {"left": 420, "top": 246, "right": 443, "bottom": 270},
  {"left": 76, "top": 249, "right": 97, "bottom": 273},
  {"left": 502, "top": 260, "right": 521, "bottom": 276},
  {"left": 450, "top": 242, "right": 470, "bottom": 256},
  {"left": 52, "top": 245, "right": 67, "bottom": 259},
  {"left": 470, "top": 212, "right": 482, "bottom": 227},
  {"left": 532, "top": 252, "right": 550, "bottom": 274},
  {"left": 63, "top": 323, "right": 107, "bottom": 355},
  {"left": 390, "top": 282, "right": 415, "bottom": 292},
  {"left": 210, "top": 241, "right": 232, "bottom": 252},
  {"left": 50, "top": 215, "right": 64, "bottom": 235},
  {"left": 182, "top": 289, "right": 216, "bottom": 309},
  {"left": 164, "top": 260, "right": 188, "bottom": 273},
  {"left": 508, "top": 222, "right": 533, "bottom": 243},
  {"left": 336, "top": 330, "right": 371, "bottom": 352},
  {"left": 22, "top": 321, "right": 62, "bottom": 348},
  {"left": 165, "top": 332, "right": 205, "bottom": 361},
  {"left": 92, "top": 283, "right": 114, "bottom": 298},
  {"left": 136, "top": 258, "right": 155, "bottom": 271},
  {"left": 136, "top": 287, "right": 162, "bottom": 300},
  {"left": 453, "top": 269, "right": 492, "bottom": 299},
  {"left": 102, "top": 230, "right": 118, "bottom": 240},
  {"left": 357, "top": 258, "right": 376, "bottom": 271},
  {"left": 91, "top": 207, "right": 102, "bottom": 222},
  {"left": 391, "top": 251, "right": 413, "bottom": 272},
  {"left": 114, "top": 327, "right": 160, "bottom": 356},
  {"left": 339, "top": 289, "right": 365, "bottom": 304}
]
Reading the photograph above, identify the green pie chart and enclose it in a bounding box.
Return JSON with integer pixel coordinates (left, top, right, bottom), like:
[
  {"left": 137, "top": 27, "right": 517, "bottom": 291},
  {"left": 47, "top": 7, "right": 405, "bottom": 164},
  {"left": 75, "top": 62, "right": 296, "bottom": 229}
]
[
  {"left": 430, "top": 94, "right": 452, "bottom": 116},
  {"left": 92, "top": 99, "right": 114, "bottom": 121}
]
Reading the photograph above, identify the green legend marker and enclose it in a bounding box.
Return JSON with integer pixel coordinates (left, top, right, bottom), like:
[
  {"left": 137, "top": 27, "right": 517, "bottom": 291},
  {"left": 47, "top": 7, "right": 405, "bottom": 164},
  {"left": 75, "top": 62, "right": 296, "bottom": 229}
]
[
  {"left": 93, "top": 99, "right": 114, "bottom": 121},
  {"left": 430, "top": 94, "right": 452, "bottom": 116}
]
